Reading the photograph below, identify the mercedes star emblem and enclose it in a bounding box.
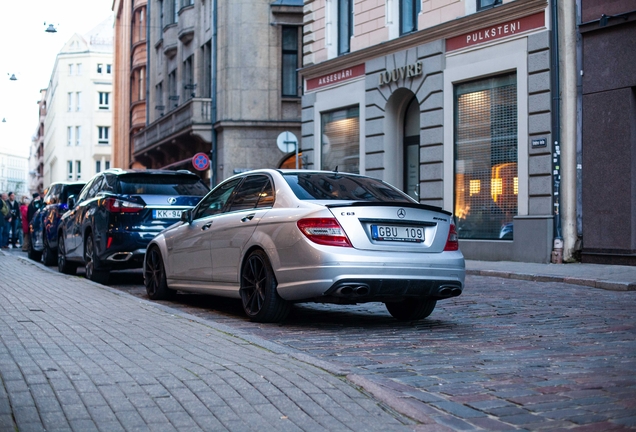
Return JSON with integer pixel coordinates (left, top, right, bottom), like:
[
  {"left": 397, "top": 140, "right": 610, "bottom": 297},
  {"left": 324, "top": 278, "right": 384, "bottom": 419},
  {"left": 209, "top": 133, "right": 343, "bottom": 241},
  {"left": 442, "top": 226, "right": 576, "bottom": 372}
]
[{"left": 397, "top": 208, "right": 406, "bottom": 218}]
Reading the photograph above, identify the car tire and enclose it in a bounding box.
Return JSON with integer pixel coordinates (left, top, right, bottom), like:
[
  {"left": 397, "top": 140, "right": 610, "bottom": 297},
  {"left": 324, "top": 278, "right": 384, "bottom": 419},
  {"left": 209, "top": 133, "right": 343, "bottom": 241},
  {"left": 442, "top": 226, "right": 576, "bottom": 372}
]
[
  {"left": 144, "top": 246, "right": 176, "bottom": 300},
  {"left": 57, "top": 234, "right": 78, "bottom": 275},
  {"left": 28, "top": 238, "right": 42, "bottom": 262},
  {"left": 385, "top": 299, "right": 437, "bottom": 321},
  {"left": 42, "top": 237, "right": 57, "bottom": 266},
  {"left": 85, "top": 233, "right": 109, "bottom": 285},
  {"left": 240, "top": 250, "right": 290, "bottom": 323}
]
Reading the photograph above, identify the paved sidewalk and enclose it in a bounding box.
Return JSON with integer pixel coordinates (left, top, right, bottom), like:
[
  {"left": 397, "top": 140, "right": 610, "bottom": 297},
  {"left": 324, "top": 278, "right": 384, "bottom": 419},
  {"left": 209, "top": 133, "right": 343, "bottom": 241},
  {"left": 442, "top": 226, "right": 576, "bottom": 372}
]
[
  {"left": 0, "top": 255, "right": 414, "bottom": 432},
  {"left": 466, "top": 260, "right": 636, "bottom": 291}
]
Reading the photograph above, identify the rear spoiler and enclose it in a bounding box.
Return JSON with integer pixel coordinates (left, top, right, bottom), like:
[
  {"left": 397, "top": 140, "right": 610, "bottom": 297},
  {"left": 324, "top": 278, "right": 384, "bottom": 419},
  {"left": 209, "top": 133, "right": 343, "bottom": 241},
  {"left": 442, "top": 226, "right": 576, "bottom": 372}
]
[{"left": 324, "top": 201, "right": 452, "bottom": 216}]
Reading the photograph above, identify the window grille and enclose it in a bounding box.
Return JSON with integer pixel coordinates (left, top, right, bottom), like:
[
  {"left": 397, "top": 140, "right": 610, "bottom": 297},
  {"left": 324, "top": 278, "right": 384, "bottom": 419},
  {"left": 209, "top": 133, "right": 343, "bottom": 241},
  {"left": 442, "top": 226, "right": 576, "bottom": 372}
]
[{"left": 454, "top": 73, "right": 517, "bottom": 240}]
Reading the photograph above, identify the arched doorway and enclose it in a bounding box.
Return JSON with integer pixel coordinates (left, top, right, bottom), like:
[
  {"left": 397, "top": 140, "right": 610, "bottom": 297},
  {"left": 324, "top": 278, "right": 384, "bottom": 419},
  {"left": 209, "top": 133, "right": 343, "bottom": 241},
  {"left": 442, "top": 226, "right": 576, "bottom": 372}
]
[{"left": 403, "top": 96, "right": 420, "bottom": 200}]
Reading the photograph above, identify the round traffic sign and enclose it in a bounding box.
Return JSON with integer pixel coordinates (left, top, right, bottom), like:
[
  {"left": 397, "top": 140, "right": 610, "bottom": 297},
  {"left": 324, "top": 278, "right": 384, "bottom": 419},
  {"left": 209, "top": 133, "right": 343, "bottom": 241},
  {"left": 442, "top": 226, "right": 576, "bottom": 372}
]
[{"left": 192, "top": 152, "right": 210, "bottom": 171}]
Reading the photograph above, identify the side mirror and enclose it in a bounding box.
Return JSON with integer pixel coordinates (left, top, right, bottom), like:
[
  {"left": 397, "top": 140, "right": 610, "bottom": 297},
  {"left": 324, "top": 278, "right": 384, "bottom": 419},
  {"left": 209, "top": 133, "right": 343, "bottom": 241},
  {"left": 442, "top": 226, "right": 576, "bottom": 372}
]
[
  {"left": 67, "top": 195, "right": 76, "bottom": 209},
  {"left": 181, "top": 208, "right": 193, "bottom": 224}
]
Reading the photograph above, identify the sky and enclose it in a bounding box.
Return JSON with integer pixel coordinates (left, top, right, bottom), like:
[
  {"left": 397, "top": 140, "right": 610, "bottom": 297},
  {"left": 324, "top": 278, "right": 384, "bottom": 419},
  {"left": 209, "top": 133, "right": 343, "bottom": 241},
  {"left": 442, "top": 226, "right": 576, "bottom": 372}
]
[{"left": 0, "top": 0, "right": 114, "bottom": 157}]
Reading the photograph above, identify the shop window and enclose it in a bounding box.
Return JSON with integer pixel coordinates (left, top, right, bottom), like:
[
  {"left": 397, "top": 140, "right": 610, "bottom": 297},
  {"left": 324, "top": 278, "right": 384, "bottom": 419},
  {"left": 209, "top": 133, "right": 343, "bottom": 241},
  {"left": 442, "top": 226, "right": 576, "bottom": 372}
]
[
  {"left": 321, "top": 106, "right": 359, "bottom": 173},
  {"left": 282, "top": 26, "right": 299, "bottom": 97},
  {"left": 338, "top": 0, "right": 353, "bottom": 55},
  {"left": 477, "top": 0, "right": 502, "bottom": 11},
  {"left": 454, "top": 73, "right": 517, "bottom": 240},
  {"left": 403, "top": 97, "right": 420, "bottom": 200},
  {"left": 400, "top": 0, "right": 420, "bottom": 35}
]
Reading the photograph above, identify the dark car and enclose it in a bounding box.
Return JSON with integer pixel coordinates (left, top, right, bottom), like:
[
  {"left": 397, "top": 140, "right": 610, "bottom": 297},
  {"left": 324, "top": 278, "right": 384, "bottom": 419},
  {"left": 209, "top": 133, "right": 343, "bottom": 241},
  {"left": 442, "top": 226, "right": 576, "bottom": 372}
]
[
  {"left": 57, "top": 168, "right": 210, "bottom": 284},
  {"left": 28, "top": 181, "right": 86, "bottom": 265}
]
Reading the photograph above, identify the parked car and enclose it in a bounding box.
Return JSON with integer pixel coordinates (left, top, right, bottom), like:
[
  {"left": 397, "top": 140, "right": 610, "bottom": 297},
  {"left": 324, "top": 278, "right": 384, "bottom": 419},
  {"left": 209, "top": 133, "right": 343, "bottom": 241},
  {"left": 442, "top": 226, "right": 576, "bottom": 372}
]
[
  {"left": 57, "top": 168, "right": 210, "bottom": 284},
  {"left": 143, "top": 169, "right": 465, "bottom": 323},
  {"left": 28, "top": 181, "right": 86, "bottom": 265}
]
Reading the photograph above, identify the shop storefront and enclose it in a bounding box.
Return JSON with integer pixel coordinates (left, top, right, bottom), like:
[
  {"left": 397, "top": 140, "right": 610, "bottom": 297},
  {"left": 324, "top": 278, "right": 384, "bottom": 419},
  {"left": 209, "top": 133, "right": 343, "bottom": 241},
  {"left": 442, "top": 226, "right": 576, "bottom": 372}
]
[{"left": 301, "top": 4, "right": 555, "bottom": 262}]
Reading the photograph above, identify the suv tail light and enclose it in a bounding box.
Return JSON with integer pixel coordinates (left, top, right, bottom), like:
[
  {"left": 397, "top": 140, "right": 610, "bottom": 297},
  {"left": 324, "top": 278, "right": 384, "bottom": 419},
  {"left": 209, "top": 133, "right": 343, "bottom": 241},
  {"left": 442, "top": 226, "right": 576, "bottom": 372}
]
[
  {"left": 297, "top": 218, "right": 352, "bottom": 247},
  {"left": 103, "top": 197, "right": 144, "bottom": 213},
  {"left": 444, "top": 223, "right": 459, "bottom": 251}
]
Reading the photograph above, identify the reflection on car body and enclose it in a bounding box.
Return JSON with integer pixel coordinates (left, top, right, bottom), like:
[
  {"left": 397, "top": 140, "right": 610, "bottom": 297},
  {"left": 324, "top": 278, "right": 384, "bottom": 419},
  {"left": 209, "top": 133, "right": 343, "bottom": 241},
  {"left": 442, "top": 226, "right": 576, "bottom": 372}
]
[{"left": 144, "top": 169, "right": 466, "bottom": 323}]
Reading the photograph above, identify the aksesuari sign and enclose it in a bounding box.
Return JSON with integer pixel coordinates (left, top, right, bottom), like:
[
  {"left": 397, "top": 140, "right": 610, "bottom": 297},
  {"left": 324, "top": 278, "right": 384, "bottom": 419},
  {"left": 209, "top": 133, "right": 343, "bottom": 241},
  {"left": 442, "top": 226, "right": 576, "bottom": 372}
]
[{"left": 306, "top": 64, "right": 365, "bottom": 91}]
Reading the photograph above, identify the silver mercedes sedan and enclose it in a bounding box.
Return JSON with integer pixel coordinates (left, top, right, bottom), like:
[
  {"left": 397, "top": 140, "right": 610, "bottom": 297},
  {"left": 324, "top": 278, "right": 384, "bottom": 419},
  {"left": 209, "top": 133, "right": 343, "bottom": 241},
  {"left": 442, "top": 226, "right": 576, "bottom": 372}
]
[{"left": 143, "top": 169, "right": 465, "bottom": 323}]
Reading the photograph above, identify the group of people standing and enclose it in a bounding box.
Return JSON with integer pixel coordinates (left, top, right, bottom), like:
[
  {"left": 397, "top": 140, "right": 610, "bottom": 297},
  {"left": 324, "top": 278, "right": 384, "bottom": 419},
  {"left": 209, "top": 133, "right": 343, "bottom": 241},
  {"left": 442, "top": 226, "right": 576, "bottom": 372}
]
[{"left": 0, "top": 192, "right": 42, "bottom": 251}]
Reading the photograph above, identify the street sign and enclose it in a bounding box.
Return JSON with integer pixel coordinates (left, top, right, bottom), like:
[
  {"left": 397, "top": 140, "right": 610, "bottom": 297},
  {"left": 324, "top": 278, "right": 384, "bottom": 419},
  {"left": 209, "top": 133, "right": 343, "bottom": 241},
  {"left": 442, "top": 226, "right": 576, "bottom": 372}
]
[{"left": 192, "top": 152, "right": 210, "bottom": 171}]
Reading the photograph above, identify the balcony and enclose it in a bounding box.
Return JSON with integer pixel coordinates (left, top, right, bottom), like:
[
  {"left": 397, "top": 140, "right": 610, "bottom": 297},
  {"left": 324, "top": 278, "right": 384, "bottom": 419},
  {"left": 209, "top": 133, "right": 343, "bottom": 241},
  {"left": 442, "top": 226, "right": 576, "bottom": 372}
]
[
  {"left": 131, "top": 43, "right": 147, "bottom": 69},
  {"left": 133, "top": 98, "right": 211, "bottom": 155},
  {"left": 163, "top": 24, "right": 178, "bottom": 58}
]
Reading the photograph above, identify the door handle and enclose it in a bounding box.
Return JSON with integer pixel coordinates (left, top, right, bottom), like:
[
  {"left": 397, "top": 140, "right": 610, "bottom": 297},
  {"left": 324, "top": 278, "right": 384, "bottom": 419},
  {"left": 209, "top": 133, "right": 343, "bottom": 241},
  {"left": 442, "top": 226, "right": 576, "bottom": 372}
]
[
  {"left": 201, "top": 222, "right": 212, "bottom": 230},
  {"left": 241, "top": 214, "right": 255, "bottom": 222}
]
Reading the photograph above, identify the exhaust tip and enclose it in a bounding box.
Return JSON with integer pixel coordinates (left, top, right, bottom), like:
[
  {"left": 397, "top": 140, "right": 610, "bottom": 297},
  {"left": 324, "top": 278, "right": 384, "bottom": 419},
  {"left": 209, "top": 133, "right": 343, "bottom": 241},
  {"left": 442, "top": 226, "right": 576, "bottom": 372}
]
[
  {"left": 451, "top": 287, "right": 462, "bottom": 297},
  {"left": 354, "top": 286, "right": 369, "bottom": 296},
  {"left": 339, "top": 286, "right": 353, "bottom": 295},
  {"left": 438, "top": 287, "right": 452, "bottom": 298}
]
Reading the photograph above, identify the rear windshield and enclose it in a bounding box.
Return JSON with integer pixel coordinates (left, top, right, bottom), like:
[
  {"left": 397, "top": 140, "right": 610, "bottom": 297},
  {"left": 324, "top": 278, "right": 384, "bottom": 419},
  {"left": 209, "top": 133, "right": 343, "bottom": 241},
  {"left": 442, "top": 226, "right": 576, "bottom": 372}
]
[
  {"left": 117, "top": 175, "right": 209, "bottom": 196},
  {"left": 61, "top": 184, "right": 85, "bottom": 202},
  {"left": 283, "top": 173, "right": 413, "bottom": 203}
]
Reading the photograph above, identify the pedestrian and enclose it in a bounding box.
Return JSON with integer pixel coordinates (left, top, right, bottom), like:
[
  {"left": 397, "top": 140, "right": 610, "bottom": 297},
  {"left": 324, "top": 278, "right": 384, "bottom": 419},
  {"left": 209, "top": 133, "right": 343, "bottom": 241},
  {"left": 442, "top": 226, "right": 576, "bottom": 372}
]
[
  {"left": 0, "top": 193, "right": 8, "bottom": 249},
  {"left": 6, "top": 192, "right": 21, "bottom": 248},
  {"left": 26, "top": 193, "right": 42, "bottom": 252},
  {"left": 20, "top": 196, "right": 30, "bottom": 251}
]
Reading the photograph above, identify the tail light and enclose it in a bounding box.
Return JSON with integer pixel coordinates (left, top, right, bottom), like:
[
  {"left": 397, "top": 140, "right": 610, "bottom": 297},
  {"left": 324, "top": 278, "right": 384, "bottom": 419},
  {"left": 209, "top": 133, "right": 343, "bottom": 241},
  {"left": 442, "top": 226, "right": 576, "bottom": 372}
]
[
  {"left": 444, "top": 223, "right": 459, "bottom": 251},
  {"left": 297, "top": 218, "right": 352, "bottom": 247},
  {"left": 103, "top": 197, "right": 144, "bottom": 213}
]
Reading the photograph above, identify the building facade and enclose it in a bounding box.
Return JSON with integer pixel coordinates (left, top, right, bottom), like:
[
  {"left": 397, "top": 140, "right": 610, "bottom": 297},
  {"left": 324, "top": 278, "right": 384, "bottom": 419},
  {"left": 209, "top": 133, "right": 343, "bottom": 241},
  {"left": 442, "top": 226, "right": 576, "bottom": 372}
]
[
  {"left": 0, "top": 152, "right": 28, "bottom": 198},
  {"left": 579, "top": 0, "right": 636, "bottom": 265},
  {"left": 132, "top": 0, "right": 303, "bottom": 184},
  {"left": 301, "top": 0, "right": 560, "bottom": 263},
  {"left": 28, "top": 89, "right": 47, "bottom": 195},
  {"left": 112, "top": 0, "right": 147, "bottom": 169},
  {"left": 43, "top": 19, "right": 114, "bottom": 187}
]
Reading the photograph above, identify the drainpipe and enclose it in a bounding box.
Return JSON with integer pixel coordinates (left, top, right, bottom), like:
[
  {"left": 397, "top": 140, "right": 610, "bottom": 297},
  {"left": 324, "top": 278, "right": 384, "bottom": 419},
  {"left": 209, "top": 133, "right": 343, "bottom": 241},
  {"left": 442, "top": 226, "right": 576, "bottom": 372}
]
[
  {"left": 550, "top": 0, "right": 563, "bottom": 263},
  {"left": 145, "top": 0, "right": 151, "bottom": 142},
  {"left": 210, "top": 0, "right": 218, "bottom": 188},
  {"left": 557, "top": 0, "right": 578, "bottom": 262}
]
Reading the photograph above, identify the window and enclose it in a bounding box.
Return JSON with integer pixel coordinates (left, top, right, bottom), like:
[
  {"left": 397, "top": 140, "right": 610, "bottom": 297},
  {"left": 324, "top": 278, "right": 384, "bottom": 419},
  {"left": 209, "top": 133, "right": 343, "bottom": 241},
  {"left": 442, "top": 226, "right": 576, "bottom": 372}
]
[
  {"left": 67, "top": 93, "right": 73, "bottom": 111},
  {"left": 182, "top": 0, "right": 193, "bottom": 7},
  {"left": 321, "top": 106, "right": 360, "bottom": 173},
  {"left": 158, "top": 0, "right": 164, "bottom": 34},
  {"left": 477, "top": 0, "right": 502, "bottom": 11},
  {"left": 67, "top": 127, "right": 73, "bottom": 146},
  {"left": 194, "top": 178, "right": 241, "bottom": 219},
  {"left": 168, "top": 70, "right": 178, "bottom": 107},
  {"left": 76, "top": 92, "right": 81, "bottom": 111},
  {"left": 97, "top": 63, "right": 103, "bottom": 74},
  {"left": 183, "top": 55, "right": 194, "bottom": 100},
  {"left": 282, "top": 26, "right": 299, "bottom": 97},
  {"left": 67, "top": 161, "right": 73, "bottom": 180},
  {"left": 139, "top": 68, "right": 145, "bottom": 101},
  {"left": 400, "top": 0, "right": 420, "bottom": 35},
  {"left": 69, "top": 64, "right": 74, "bottom": 75},
  {"left": 138, "top": 8, "right": 145, "bottom": 41},
  {"left": 98, "top": 92, "right": 110, "bottom": 109},
  {"left": 454, "top": 73, "right": 517, "bottom": 240},
  {"left": 173, "top": 0, "right": 179, "bottom": 23},
  {"left": 403, "top": 97, "right": 420, "bottom": 200},
  {"left": 77, "top": 63, "right": 82, "bottom": 75},
  {"left": 229, "top": 176, "right": 274, "bottom": 212},
  {"left": 98, "top": 126, "right": 110, "bottom": 145},
  {"left": 105, "top": 161, "right": 110, "bottom": 170},
  {"left": 75, "top": 126, "right": 81, "bottom": 146},
  {"left": 338, "top": 0, "right": 354, "bottom": 55},
  {"left": 75, "top": 161, "right": 82, "bottom": 180},
  {"left": 107, "top": 64, "right": 112, "bottom": 74},
  {"left": 156, "top": 81, "right": 164, "bottom": 113},
  {"left": 96, "top": 160, "right": 101, "bottom": 173}
]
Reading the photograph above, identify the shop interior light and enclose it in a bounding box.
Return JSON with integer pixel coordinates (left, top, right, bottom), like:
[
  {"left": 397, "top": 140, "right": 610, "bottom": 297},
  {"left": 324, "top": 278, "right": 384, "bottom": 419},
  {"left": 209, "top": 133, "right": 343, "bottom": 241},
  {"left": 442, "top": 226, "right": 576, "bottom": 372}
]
[{"left": 469, "top": 179, "right": 481, "bottom": 196}]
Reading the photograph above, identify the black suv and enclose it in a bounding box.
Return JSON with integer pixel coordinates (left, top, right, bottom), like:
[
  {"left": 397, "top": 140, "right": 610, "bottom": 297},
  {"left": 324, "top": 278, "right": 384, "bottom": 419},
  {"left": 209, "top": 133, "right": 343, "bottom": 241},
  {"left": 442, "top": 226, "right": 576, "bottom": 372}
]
[
  {"left": 57, "top": 169, "right": 209, "bottom": 284},
  {"left": 29, "top": 181, "right": 85, "bottom": 265}
]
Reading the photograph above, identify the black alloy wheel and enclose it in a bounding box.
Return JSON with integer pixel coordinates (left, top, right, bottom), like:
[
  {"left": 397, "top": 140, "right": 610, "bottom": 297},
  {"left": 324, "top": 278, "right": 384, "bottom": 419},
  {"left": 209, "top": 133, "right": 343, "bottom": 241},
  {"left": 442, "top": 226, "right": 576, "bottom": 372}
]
[
  {"left": 57, "top": 235, "right": 77, "bottom": 275},
  {"left": 144, "top": 246, "right": 175, "bottom": 300},
  {"left": 84, "top": 233, "right": 109, "bottom": 284},
  {"left": 240, "top": 250, "right": 290, "bottom": 323},
  {"left": 385, "top": 298, "right": 437, "bottom": 321},
  {"left": 42, "top": 236, "right": 57, "bottom": 266}
]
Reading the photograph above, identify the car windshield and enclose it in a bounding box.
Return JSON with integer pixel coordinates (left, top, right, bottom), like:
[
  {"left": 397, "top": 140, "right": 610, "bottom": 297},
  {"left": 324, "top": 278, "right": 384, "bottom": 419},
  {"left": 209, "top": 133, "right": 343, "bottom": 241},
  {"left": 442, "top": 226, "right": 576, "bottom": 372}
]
[
  {"left": 117, "top": 175, "right": 209, "bottom": 196},
  {"left": 283, "top": 172, "right": 414, "bottom": 203}
]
